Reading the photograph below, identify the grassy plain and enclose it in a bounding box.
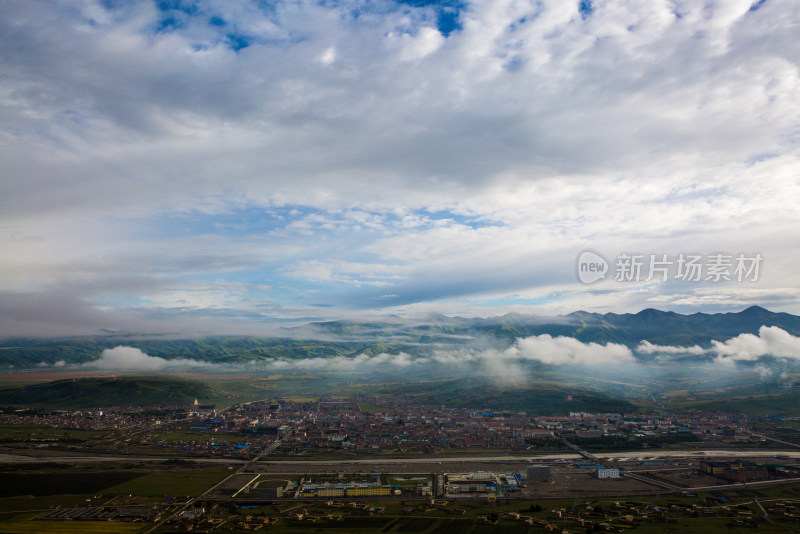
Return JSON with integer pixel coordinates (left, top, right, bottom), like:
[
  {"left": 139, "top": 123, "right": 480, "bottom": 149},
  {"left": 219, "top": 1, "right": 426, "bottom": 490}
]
[
  {"left": 102, "top": 466, "right": 231, "bottom": 496},
  {"left": 0, "top": 522, "right": 144, "bottom": 534},
  {"left": 0, "top": 471, "right": 144, "bottom": 498},
  {"left": 0, "top": 424, "right": 107, "bottom": 441}
]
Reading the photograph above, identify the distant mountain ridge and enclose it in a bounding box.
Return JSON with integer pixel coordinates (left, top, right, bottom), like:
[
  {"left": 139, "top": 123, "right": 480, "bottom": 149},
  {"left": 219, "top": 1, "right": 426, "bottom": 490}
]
[
  {"left": 1, "top": 306, "right": 798, "bottom": 367},
  {"left": 305, "top": 305, "right": 800, "bottom": 347}
]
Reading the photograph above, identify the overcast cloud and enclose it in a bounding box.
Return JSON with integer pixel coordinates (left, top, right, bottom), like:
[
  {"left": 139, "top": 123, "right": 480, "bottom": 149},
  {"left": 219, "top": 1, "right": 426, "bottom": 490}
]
[{"left": 1, "top": 0, "right": 799, "bottom": 337}]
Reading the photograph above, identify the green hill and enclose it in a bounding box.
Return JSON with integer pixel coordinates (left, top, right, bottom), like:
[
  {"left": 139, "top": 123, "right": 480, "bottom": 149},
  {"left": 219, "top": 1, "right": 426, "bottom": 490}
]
[{"left": 0, "top": 377, "right": 215, "bottom": 409}]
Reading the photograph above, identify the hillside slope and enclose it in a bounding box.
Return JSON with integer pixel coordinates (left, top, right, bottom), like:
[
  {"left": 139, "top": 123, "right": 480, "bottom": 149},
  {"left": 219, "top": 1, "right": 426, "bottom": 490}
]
[{"left": 0, "top": 377, "right": 214, "bottom": 409}]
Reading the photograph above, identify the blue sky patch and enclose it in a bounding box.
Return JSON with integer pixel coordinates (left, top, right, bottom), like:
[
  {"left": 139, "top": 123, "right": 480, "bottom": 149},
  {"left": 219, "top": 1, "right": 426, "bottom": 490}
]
[
  {"left": 479, "top": 296, "right": 562, "bottom": 307},
  {"left": 226, "top": 33, "right": 252, "bottom": 51},
  {"left": 155, "top": 15, "right": 182, "bottom": 33},
  {"left": 155, "top": 0, "right": 199, "bottom": 15},
  {"left": 395, "top": 0, "right": 465, "bottom": 36},
  {"left": 579, "top": 0, "right": 593, "bottom": 19},
  {"left": 420, "top": 209, "right": 498, "bottom": 229}
]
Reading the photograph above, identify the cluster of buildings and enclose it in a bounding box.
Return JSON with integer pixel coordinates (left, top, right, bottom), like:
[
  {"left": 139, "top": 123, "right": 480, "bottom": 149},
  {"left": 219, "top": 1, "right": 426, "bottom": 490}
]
[
  {"left": 700, "top": 459, "right": 770, "bottom": 482},
  {"left": 443, "top": 471, "right": 521, "bottom": 497},
  {"left": 295, "top": 477, "right": 394, "bottom": 498},
  {"left": 0, "top": 395, "right": 768, "bottom": 459},
  {"left": 246, "top": 473, "right": 435, "bottom": 499},
  {"left": 248, "top": 399, "right": 756, "bottom": 455}
]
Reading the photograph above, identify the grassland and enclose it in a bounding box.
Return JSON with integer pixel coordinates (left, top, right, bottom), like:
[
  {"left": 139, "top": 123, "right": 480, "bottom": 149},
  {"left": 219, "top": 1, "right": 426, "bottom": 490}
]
[
  {"left": 102, "top": 466, "right": 231, "bottom": 496},
  {"left": 0, "top": 521, "right": 145, "bottom": 534},
  {"left": 0, "top": 472, "right": 144, "bottom": 498},
  {"left": 0, "top": 424, "right": 107, "bottom": 441},
  {"left": 358, "top": 401, "right": 393, "bottom": 413}
]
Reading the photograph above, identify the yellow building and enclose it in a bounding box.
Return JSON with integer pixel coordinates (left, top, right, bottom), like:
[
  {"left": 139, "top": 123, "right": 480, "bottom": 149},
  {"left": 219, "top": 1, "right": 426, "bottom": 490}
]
[{"left": 345, "top": 487, "right": 391, "bottom": 497}]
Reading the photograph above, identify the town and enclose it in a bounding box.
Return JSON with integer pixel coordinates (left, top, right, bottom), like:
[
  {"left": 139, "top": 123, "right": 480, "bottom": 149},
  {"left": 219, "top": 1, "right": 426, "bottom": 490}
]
[
  {"left": 0, "top": 395, "right": 767, "bottom": 459},
  {"left": 6, "top": 394, "right": 800, "bottom": 532}
]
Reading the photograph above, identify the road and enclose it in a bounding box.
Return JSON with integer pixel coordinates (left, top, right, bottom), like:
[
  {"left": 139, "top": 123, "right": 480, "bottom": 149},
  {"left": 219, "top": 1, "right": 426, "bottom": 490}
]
[
  {"left": 256, "top": 449, "right": 800, "bottom": 465},
  {"left": 5, "top": 448, "right": 800, "bottom": 466},
  {"left": 0, "top": 452, "right": 247, "bottom": 464}
]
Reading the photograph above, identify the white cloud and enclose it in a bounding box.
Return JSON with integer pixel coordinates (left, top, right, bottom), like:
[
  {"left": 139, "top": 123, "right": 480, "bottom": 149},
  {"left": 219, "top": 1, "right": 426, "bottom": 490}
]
[
  {"left": 261, "top": 351, "right": 421, "bottom": 371},
  {"left": 431, "top": 335, "right": 636, "bottom": 368},
  {"left": 319, "top": 46, "right": 336, "bottom": 65},
  {"left": 88, "top": 346, "right": 211, "bottom": 371},
  {"left": 632, "top": 326, "right": 800, "bottom": 365},
  {"left": 256, "top": 332, "right": 638, "bottom": 376},
  {"left": 395, "top": 26, "right": 444, "bottom": 61},
  {"left": 637, "top": 340, "right": 706, "bottom": 355},
  {"left": 712, "top": 326, "right": 800, "bottom": 362},
  {"left": 34, "top": 359, "right": 67, "bottom": 368},
  {"left": 512, "top": 335, "right": 635, "bottom": 366}
]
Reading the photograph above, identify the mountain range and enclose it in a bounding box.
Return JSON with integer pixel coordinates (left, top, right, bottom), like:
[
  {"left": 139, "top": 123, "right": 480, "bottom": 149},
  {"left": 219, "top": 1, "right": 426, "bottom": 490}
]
[{"left": 302, "top": 305, "right": 800, "bottom": 346}]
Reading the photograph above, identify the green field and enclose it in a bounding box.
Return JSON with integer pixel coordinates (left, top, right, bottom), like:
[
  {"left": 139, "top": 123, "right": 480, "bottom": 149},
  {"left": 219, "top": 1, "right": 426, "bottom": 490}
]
[
  {"left": 0, "top": 472, "right": 144, "bottom": 498},
  {"left": 102, "top": 466, "right": 231, "bottom": 496},
  {"left": 0, "top": 522, "right": 145, "bottom": 534},
  {"left": 358, "top": 401, "right": 392, "bottom": 413},
  {"left": 0, "top": 424, "right": 106, "bottom": 441}
]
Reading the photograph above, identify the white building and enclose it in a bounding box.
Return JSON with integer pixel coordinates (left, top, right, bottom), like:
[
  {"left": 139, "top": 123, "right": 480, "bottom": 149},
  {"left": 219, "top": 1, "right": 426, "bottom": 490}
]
[{"left": 595, "top": 467, "right": 620, "bottom": 479}]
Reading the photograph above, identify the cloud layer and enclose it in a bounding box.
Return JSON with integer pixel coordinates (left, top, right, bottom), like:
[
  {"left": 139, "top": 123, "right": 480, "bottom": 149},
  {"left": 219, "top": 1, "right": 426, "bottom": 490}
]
[
  {"left": 635, "top": 326, "right": 800, "bottom": 365},
  {"left": 513, "top": 335, "right": 634, "bottom": 366},
  {"left": 53, "top": 327, "right": 800, "bottom": 377},
  {"left": 89, "top": 346, "right": 211, "bottom": 371},
  {"left": 712, "top": 326, "right": 800, "bottom": 363},
  {"left": 256, "top": 334, "right": 636, "bottom": 380}
]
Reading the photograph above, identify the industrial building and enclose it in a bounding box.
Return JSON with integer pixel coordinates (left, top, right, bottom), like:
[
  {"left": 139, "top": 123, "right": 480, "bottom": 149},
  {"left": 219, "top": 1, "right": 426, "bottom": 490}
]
[
  {"left": 701, "top": 460, "right": 769, "bottom": 482},
  {"left": 444, "top": 472, "right": 521, "bottom": 497},
  {"left": 296, "top": 476, "right": 393, "bottom": 498}
]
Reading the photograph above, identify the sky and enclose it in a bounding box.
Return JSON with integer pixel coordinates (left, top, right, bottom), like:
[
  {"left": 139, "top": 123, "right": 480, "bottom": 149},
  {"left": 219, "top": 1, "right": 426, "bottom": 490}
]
[{"left": 1, "top": 0, "right": 800, "bottom": 338}]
